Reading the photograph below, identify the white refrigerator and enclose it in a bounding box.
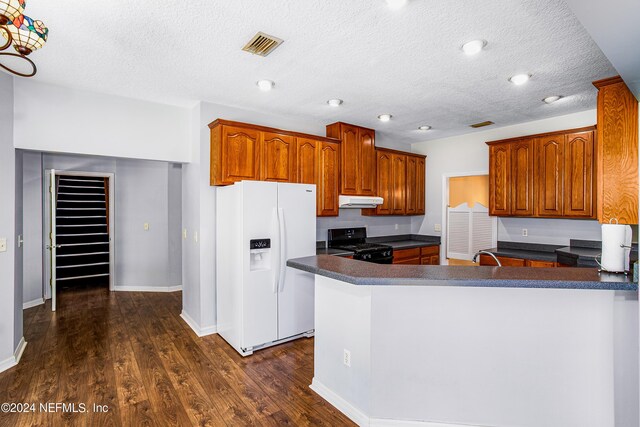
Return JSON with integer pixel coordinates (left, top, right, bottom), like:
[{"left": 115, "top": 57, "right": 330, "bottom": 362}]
[{"left": 216, "top": 181, "right": 316, "bottom": 356}]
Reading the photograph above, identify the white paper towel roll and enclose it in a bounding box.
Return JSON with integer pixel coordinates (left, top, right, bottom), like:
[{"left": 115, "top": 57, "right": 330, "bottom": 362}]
[{"left": 601, "top": 224, "right": 632, "bottom": 272}]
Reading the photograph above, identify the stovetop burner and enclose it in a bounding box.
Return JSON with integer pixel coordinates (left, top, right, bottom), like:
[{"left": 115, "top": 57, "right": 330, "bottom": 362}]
[{"left": 327, "top": 227, "right": 394, "bottom": 264}]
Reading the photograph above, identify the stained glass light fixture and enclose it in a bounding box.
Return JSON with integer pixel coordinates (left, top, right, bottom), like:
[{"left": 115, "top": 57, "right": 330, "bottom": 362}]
[{"left": 0, "top": 0, "right": 48, "bottom": 77}]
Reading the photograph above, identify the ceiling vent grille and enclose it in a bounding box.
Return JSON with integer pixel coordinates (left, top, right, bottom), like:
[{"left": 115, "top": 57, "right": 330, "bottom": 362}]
[
  {"left": 469, "top": 121, "right": 495, "bottom": 128},
  {"left": 242, "top": 32, "right": 284, "bottom": 57}
]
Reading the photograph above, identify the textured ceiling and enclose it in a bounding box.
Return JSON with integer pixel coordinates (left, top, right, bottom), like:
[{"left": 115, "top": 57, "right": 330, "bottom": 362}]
[{"left": 21, "top": 0, "right": 617, "bottom": 144}]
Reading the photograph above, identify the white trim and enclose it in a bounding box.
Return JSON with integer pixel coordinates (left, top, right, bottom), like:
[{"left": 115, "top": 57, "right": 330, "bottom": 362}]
[
  {"left": 372, "top": 419, "right": 484, "bottom": 427},
  {"left": 114, "top": 285, "right": 182, "bottom": 293},
  {"left": 311, "top": 378, "right": 484, "bottom": 427},
  {"left": 0, "top": 337, "right": 27, "bottom": 374},
  {"left": 23, "top": 298, "right": 44, "bottom": 309},
  {"left": 310, "top": 378, "right": 369, "bottom": 427},
  {"left": 180, "top": 310, "right": 217, "bottom": 337}
]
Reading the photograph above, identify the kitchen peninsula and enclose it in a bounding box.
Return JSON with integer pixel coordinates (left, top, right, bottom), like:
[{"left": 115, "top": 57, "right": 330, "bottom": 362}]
[{"left": 288, "top": 256, "right": 638, "bottom": 427}]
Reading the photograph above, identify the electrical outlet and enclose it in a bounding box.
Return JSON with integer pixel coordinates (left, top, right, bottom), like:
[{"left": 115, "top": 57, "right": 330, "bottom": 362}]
[
  {"left": 183, "top": 229, "right": 188, "bottom": 239},
  {"left": 394, "top": 224, "right": 399, "bottom": 230},
  {"left": 0, "top": 238, "right": 6, "bottom": 252},
  {"left": 343, "top": 349, "right": 351, "bottom": 367},
  {"left": 144, "top": 223, "right": 150, "bottom": 231},
  {"left": 434, "top": 224, "right": 442, "bottom": 232},
  {"left": 522, "top": 229, "right": 528, "bottom": 237}
]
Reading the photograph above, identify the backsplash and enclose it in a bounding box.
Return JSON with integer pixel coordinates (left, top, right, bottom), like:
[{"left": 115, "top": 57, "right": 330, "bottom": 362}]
[
  {"left": 316, "top": 208, "right": 412, "bottom": 241},
  {"left": 498, "top": 217, "right": 602, "bottom": 245}
]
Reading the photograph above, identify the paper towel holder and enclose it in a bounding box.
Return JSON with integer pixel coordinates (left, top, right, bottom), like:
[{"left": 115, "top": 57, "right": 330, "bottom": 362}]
[{"left": 596, "top": 218, "right": 632, "bottom": 275}]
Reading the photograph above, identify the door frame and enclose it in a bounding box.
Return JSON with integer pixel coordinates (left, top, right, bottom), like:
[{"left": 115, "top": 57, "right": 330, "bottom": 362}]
[
  {"left": 440, "top": 170, "right": 489, "bottom": 265},
  {"left": 43, "top": 170, "right": 116, "bottom": 297}
]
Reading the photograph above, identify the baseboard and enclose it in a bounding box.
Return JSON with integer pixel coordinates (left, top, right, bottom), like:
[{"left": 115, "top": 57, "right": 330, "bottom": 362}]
[
  {"left": 23, "top": 298, "right": 44, "bottom": 309},
  {"left": 114, "top": 285, "right": 182, "bottom": 293},
  {"left": 180, "top": 311, "right": 217, "bottom": 337},
  {"left": 0, "top": 337, "right": 27, "bottom": 374},
  {"left": 310, "top": 378, "right": 369, "bottom": 426},
  {"left": 310, "top": 378, "right": 482, "bottom": 427}
]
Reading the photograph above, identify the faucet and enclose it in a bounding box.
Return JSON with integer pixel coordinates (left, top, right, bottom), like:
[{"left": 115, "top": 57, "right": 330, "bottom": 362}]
[{"left": 472, "top": 250, "right": 502, "bottom": 267}]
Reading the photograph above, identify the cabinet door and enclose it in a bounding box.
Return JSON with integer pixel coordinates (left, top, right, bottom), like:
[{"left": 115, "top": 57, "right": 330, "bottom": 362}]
[
  {"left": 261, "top": 132, "right": 296, "bottom": 182},
  {"left": 511, "top": 139, "right": 535, "bottom": 216},
  {"left": 296, "top": 138, "right": 318, "bottom": 185},
  {"left": 405, "top": 156, "right": 418, "bottom": 215},
  {"left": 416, "top": 157, "right": 426, "bottom": 215},
  {"left": 596, "top": 79, "right": 638, "bottom": 224},
  {"left": 221, "top": 125, "right": 261, "bottom": 184},
  {"left": 489, "top": 143, "right": 511, "bottom": 215},
  {"left": 375, "top": 151, "right": 393, "bottom": 215},
  {"left": 536, "top": 136, "right": 564, "bottom": 217},
  {"left": 526, "top": 260, "right": 556, "bottom": 268},
  {"left": 479, "top": 255, "right": 525, "bottom": 267},
  {"left": 339, "top": 124, "right": 360, "bottom": 195},
  {"left": 564, "top": 131, "right": 594, "bottom": 218},
  {"left": 359, "top": 128, "right": 376, "bottom": 196},
  {"left": 318, "top": 141, "right": 340, "bottom": 216},
  {"left": 392, "top": 154, "right": 407, "bottom": 215}
]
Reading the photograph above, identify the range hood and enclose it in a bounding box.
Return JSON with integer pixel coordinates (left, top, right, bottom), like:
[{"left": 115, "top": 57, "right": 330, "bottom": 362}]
[{"left": 338, "top": 195, "right": 384, "bottom": 209}]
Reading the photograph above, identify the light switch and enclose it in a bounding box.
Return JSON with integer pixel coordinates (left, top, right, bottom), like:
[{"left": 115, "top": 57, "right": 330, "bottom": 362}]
[
  {"left": 183, "top": 229, "right": 187, "bottom": 239},
  {"left": 144, "top": 223, "right": 150, "bottom": 231},
  {"left": 434, "top": 224, "right": 442, "bottom": 232},
  {"left": 194, "top": 232, "right": 199, "bottom": 243},
  {"left": 0, "top": 238, "right": 7, "bottom": 252}
]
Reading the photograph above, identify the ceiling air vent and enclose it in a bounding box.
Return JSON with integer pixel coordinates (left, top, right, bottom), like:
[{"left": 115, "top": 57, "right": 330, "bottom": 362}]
[
  {"left": 469, "top": 121, "right": 495, "bottom": 128},
  {"left": 242, "top": 32, "right": 284, "bottom": 57}
]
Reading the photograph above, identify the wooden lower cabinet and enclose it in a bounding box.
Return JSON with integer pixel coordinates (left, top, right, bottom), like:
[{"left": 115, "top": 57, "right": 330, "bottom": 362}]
[
  {"left": 393, "top": 248, "right": 420, "bottom": 265},
  {"left": 420, "top": 245, "right": 440, "bottom": 265},
  {"left": 479, "top": 255, "right": 556, "bottom": 267},
  {"left": 393, "top": 246, "right": 440, "bottom": 265}
]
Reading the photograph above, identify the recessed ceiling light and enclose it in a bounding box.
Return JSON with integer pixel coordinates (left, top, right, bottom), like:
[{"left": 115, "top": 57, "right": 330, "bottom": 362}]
[
  {"left": 542, "top": 95, "right": 562, "bottom": 104},
  {"left": 378, "top": 114, "right": 392, "bottom": 122},
  {"left": 256, "top": 79, "right": 275, "bottom": 91},
  {"left": 418, "top": 125, "right": 432, "bottom": 131},
  {"left": 509, "top": 74, "right": 531, "bottom": 85},
  {"left": 461, "top": 39, "right": 486, "bottom": 55},
  {"left": 327, "top": 99, "right": 343, "bottom": 107},
  {"left": 386, "top": 0, "right": 408, "bottom": 10}
]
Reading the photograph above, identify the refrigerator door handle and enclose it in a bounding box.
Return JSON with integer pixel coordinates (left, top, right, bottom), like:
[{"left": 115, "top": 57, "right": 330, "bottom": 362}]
[
  {"left": 273, "top": 207, "right": 280, "bottom": 293},
  {"left": 278, "top": 207, "right": 286, "bottom": 292}
]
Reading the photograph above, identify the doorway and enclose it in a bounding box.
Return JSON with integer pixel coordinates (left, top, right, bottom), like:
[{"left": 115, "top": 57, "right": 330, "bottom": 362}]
[
  {"left": 441, "top": 172, "right": 496, "bottom": 265},
  {"left": 44, "top": 170, "right": 115, "bottom": 310}
]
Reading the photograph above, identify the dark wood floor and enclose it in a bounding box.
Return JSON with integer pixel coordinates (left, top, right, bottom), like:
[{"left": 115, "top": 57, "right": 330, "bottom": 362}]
[{"left": 0, "top": 286, "right": 355, "bottom": 426}]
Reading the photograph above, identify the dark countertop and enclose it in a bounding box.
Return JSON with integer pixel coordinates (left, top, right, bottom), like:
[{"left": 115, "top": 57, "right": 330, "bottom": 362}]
[
  {"left": 288, "top": 255, "right": 637, "bottom": 291},
  {"left": 316, "top": 234, "right": 440, "bottom": 256},
  {"left": 482, "top": 247, "right": 559, "bottom": 262}
]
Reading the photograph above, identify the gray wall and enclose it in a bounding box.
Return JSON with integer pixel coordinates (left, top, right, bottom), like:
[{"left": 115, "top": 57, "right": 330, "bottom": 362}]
[
  {"left": 22, "top": 152, "right": 182, "bottom": 302},
  {"left": 0, "top": 72, "right": 20, "bottom": 365},
  {"left": 316, "top": 210, "right": 412, "bottom": 242},
  {"left": 14, "top": 151, "right": 23, "bottom": 350}
]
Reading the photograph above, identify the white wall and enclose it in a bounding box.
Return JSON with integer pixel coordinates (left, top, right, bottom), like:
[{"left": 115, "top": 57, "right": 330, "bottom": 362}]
[
  {"left": 21, "top": 152, "right": 182, "bottom": 301},
  {"left": 13, "top": 80, "right": 192, "bottom": 163},
  {"left": 411, "top": 109, "right": 601, "bottom": 246},
  {"left": 0, "top": 72, "right": 21, "bottom": 371},
  {"left": 316, "top": 210, "right": 412, "bottom": 242}
]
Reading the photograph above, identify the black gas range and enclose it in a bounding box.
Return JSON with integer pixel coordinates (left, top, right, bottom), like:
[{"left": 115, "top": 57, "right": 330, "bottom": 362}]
[{"left": 328, "top": 227, "right": 393, "bottom": 264}]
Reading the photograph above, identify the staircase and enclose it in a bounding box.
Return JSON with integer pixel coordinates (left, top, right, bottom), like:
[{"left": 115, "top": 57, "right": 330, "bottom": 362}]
[{"left": 55, "top": 175, "right": 110, "bottom": 287}]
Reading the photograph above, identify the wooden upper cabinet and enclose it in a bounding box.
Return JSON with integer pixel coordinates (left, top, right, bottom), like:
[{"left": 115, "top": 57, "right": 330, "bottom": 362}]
[
  {"left": 318, "top": 141, "right": 340, "bottom": 217},
  {"left": 261, "top": 132, "right": 296, "bottom": 182},
  {"left": 594, "top": 76, "right": 639, "bottom": 224},
  {"left": 359, "top": 128, "right": 376, "bottom": 195},
  {"left": 374, "top": 151, "right": 393, "bottom": 215},
  {"left": 391, "top": 154, "right": 407, "bottom": 215},
  {"left": 216, "top": 125, "right": 261, "bottom": 185},
  {"left": 536, "top": 135, "right": 564, "bottom": 217},
  {"left": 295, "top": 138, "right": 318, "bottom": 185},
  {"left": 405, "top": 156, "right": 418, "bottom": 215},
  {"left": 326, "top": 122, "right": 376, "bottom": 196},
  {"left": 563, "top": 131, "right": 594, "bottom": 218},
  {"left": 488, "top": 143, "right": 511, "bottom": 215},
  {"left": 511, "top": 139, "right": 535, "bottom": 216},
  {"left": 416, "top": 157, "right": 426, "bottom": 215},
  {"left": 488, "top": 127, "right": 596, "bottom": 219}
]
